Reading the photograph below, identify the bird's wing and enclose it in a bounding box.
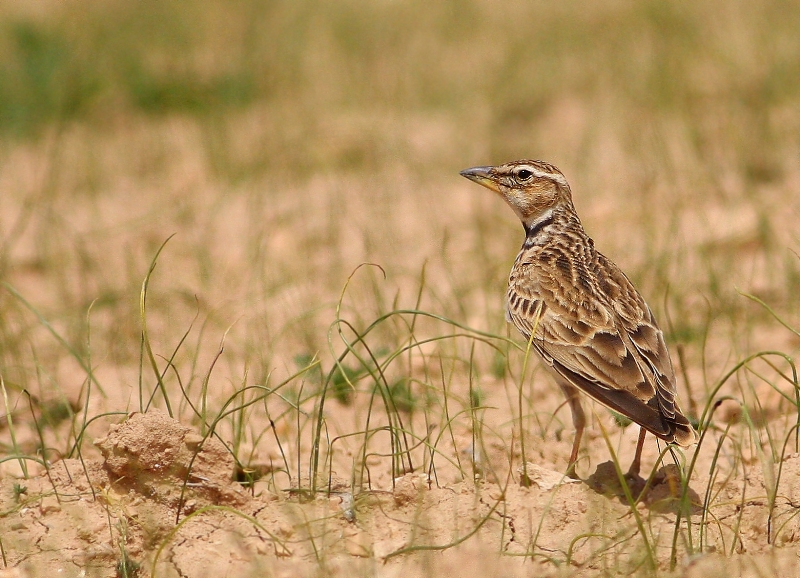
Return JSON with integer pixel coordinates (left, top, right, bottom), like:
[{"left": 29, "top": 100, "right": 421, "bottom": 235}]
[{"left": 507, "top": 253, "right": 694, "bottom": 444}]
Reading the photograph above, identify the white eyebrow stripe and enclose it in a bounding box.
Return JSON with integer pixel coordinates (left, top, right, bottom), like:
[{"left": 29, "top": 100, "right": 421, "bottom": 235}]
[{"left": 530, "top": 166, "right": 568, "bottom": 187}]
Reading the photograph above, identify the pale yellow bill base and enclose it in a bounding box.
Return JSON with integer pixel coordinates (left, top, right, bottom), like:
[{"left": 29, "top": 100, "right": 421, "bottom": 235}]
[{"left": 459, "top": 166, "right": 501, "bottom": 192}]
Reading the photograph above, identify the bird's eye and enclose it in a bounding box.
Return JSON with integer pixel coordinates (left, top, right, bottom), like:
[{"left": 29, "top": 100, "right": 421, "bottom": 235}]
[{"left": 516, "top": 169, "right": 533, "bottom": 181}]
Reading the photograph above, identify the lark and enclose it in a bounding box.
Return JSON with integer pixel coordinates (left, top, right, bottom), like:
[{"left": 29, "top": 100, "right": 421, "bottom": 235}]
[{"left": 460, "top": 160, "right": 697, "bottom": 478}]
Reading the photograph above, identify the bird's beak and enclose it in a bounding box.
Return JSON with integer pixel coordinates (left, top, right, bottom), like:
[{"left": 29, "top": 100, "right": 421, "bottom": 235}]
[{"left": 459, "top": 165, "right": 500, "bottom": 193}]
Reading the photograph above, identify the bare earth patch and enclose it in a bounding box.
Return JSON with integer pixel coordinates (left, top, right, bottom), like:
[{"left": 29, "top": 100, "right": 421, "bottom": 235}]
[{"left": 2, "top": 411, "right": 800, "bottom": 577}]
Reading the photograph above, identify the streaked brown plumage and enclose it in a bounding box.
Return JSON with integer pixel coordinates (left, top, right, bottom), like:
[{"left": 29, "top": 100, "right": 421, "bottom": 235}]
[{"left": 460, "top": 160, "right": 697, "bottom": 477}]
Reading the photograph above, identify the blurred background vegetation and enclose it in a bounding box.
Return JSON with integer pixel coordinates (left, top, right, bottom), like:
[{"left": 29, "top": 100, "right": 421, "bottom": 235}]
[{"left": 2, "top": 1, "right": 799, "bottom": 172}]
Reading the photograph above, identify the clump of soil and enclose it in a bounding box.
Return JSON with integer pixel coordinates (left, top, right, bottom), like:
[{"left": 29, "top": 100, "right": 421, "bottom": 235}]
[
  {"left": 0, "top": 411, "right": 268, "bottom": 576},
  {"left": 94, "top": 410, "right": 249, "bottom": 510}
]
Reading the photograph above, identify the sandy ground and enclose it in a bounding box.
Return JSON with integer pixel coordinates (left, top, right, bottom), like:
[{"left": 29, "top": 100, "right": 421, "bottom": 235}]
[{"left": 3, "top": 402, "right": 800, "bottom": 577}]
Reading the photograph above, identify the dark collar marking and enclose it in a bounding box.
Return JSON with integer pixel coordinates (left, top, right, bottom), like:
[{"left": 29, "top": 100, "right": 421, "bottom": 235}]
[{"left": 523, "top": 213, "right": 554, "bottom": 247}]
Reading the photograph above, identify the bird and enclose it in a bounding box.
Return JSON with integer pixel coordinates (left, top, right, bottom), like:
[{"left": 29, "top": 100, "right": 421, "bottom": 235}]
[{"left": 460, "top": 160, "right": 697, "bottom": 478}]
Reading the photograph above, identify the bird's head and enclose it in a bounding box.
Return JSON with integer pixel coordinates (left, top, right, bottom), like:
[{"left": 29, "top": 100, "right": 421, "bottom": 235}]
[{"left": 459, "top": 160, "right": 573, "bottom": 228}]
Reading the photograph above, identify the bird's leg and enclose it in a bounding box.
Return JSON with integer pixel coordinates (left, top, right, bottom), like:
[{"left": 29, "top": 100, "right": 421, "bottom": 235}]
[
  {"left": 627, "top": 426, "right": 647, "bottom": 478},
  {"left": 557, "top": 379, "right": 585, "bottom": 479}
]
